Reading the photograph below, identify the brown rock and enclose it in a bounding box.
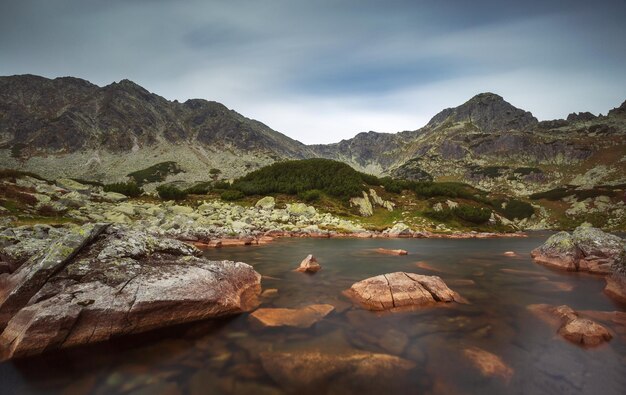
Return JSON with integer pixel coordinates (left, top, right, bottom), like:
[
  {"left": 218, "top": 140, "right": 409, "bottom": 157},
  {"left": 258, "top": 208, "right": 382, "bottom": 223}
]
[
  {"left": 527, "top": 304, "right": 612, "bottom": 347},
  {"left": 0, "top": 226, "right": 262, "bottom": 360},
  {"left": 344, "top": 272, "right": 462, "bottom": 311},
  {"left": 604, "top": 275, "right": 626, "bottom": 303},
  {"left": 295, "top": 254, "right": 321, "bottom": 273},
  {"left": 463, "top": 346, "right": 513, "bottom": 383},
  {"left": 503, "top": 251, "right": 517, "bottom": 257},
  {"left": 376, "top": 248, "right": 408, "bottom": 256},
  {"left": 259, "top": 351, "right": 415, "bottom": 393},
  {"left": 249, "top": 304, "right": 334, "bottom": 328},
  {"left": 558, "top": 318, "right": 612, "bottom": 346}
]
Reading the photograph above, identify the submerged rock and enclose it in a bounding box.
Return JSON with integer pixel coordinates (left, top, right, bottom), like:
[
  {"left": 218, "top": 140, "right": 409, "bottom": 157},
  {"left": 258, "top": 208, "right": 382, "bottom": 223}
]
[
  {"left": 249, "top": 304, "right": 334, "bottom": 328},
  {"left": 260, "top": 351, "right": 415, "bottom": 393},
  {"left": 463, "top": 347, "right": 514, "bottom": 383},
  {"left": 295, "top": 254, "right": 321, "bottom": 273},
  {"left": 531, "top": 226, "right": 625, "bottom": 273},
  {"left": 604, "top": 275, "right": 626, "bottom": 304},
  {"left": 376, "top": 248, "right": 408, "bottom": 256},
  {"left": 344, "top": 272, "right": 463, "bottom": 311},
  {"left": 0, "top": 224, "right": 261, "bottom": 360},
  {"left": 528, "top": 304, "right": 612, "bottom": 347}
]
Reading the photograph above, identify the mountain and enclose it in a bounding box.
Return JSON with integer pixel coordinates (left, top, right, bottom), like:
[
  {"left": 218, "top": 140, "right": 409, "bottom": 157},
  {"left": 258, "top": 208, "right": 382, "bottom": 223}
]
[
  {"left": 0, "top": 74, "right": 314, "bottom": 184},
  {"left": 1, "top": 74, "right": 624, "bottom": 197},
  {"left": 313, "top": 93, "right": 626, "bottom": 196}
]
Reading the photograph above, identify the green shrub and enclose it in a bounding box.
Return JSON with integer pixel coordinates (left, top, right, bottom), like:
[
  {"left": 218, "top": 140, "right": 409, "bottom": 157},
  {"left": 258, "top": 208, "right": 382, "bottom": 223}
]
[
  {"left": 513, "top": 167, "right": 542, "bottom": 176},
  {"left": 454, "top": 206, "right": 491, "bottom": 224},
  {"left": 127, "top": 162, "right": 183, "bottom": 185},
  {"left": 501, "top": 199, "right": 534, "bottom": 220},
  {"left": 104, "top": 182, "right": 143, "bottom": 197},
  {"left": 213, "top": 181, "right": 231, "bottom": 190},
  {"left": 299, "top": 189, "right": 322, "bottom": 202},
  {"left": 184, "top": 182, "right": 212, "bottom": 195},
  {"left": 156, "top": 185, "right": 187, "bottom": 200},
  {"left": 0, "top": 168, "right": 47, "bottom": 181},
  {"left": 220, "top": 190, "right": 244, "bottom": 201}
]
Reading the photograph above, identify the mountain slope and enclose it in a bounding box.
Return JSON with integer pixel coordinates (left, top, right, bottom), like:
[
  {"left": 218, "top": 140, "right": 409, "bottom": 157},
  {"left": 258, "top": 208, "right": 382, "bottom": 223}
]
[
  {"left": 0, "top": 74, "right": 314, "bottom": 183},
  {"left": 312, "top": 93, "right": 626, "bottom": 196}
]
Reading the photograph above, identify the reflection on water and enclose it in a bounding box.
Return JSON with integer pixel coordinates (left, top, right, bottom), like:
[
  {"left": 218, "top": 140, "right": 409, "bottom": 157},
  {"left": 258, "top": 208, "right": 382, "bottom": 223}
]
[{"left": 1, "top": 234, "right": 625, "bottom": 394}]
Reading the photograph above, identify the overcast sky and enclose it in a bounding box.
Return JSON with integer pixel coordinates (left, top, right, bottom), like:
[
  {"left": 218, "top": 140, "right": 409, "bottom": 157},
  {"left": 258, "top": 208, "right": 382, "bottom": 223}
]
[{"left": 1, "top": 0, "right": 625, "bottom": 144}]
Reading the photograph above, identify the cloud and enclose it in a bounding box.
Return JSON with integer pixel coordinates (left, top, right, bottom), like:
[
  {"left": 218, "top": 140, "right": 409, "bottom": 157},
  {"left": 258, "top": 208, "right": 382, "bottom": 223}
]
[{"left": 0, "top": 0, "right": 625, "bottom": 143}]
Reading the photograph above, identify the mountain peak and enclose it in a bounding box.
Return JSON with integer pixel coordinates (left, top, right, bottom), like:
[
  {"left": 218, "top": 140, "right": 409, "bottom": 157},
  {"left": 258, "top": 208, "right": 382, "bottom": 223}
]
[{"left": 427, "top": 93, "right": 537, "bottom": 132}]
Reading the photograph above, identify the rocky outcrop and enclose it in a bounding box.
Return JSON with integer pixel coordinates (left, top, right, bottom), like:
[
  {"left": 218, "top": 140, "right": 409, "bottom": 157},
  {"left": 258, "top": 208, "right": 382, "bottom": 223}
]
[
  {"left": 295, "top": 254, "right": 322, "bottom": 273},
  {"left": 531, "top": 226, "right": 625, "bottom": 273},
  {"left": 349, "top": 191, "right": 374, "bottom": 217},
  {"left": 249, "top": 304, "right": 334, "bottom": 328},
  {"left": 0, "top": 224, "right": 261, "bottom": 360},
  {"left": 528, "top": 304, "right": 613, "bottom": 347},
  {"left": 344, "top": 272, "right": 463, "bottom": 311},
  {"left": 259, "top": 351, "right": 415, "bottom": 393}
]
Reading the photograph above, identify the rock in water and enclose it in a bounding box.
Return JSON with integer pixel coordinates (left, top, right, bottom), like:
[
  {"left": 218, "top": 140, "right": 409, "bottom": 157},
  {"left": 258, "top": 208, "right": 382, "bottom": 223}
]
[
  {"left": 376, "top": 248, "right": 408, "bottom": 256},
  {"left": 528, "top": 304, "right": 613, "bottom": 347},
  {"left": 249, "top": 304, "right": 334, "bottom": 328},
  {"left": 296, "top": 254, "right": 321, "bottom": 273},
  {"left": 604, "top": 275, "right": 626, "bottom": 303},
  {"left": 530, "top": 226, "right": 625, "bottom": 274},
  {"left": 344, "top": 272, "right": 463, "bottom": 311},
  {"left": 0, "top": 224, "right": 262, "bottom": 360},
  {"left": 463, "top": 347, "right": 514, "bottom": 383},
  {"left": 260, "top": 351, "right": 415, "bottom": 393}
]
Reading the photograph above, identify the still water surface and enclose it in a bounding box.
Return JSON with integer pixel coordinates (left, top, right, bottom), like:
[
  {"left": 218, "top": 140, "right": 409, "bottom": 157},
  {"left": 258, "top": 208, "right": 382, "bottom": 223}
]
[{"left": 1, "top": 234, "right": 625, "bottom": 394}]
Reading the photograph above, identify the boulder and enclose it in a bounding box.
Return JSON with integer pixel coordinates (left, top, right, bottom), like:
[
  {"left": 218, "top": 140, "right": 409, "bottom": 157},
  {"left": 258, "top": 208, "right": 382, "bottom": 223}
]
[
  {"left": 344, "top": 272, "right": 463, "bottom": 311},
  {"left": 604, "top": 275, "right": 626, "bottom": 303},
  {"left": 349, "top": 192, "right": 374, "bottom": 217},
  {"left": 531, "top": 226, "right": 625, "bottom": 273},
  {"left": 463, "top": 347, "right": 513, "bottom": 383},
  {"left": 249, "top": 304, "right": 334, "bottom": 328},
  {"left": 0, "top": 225, "right": 261, "bottom": 360},
  {"left": 255, "top": 196, "right": 276, "bottom": 210},
  {"left": 260, "top": 351, "right": 415, "bottom": 393},
  {"left": 286, "top": 203, "right": 316, "bottom": 218},
  {"left": 376, "top": 248, "right": 408, "bottom": 256},
  {"left": 0, "top": 223, "right": 109, "bottom": 330},
  {"left": 385, "top": 223, "right": 412, "bottom": 238},
  {"left": 55, "top": 178, "right": 91, "bottom": 192},
  {"left": 528, "top": 304, "right": 612, "bottom": 347},
  {"left": 295, "top": 254, "right": 321, "bottom": 273}
]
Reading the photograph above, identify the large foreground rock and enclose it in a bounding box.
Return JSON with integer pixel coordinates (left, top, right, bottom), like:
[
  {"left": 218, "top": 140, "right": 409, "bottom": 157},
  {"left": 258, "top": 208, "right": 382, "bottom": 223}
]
[
  {"left": 531, "top": 226, "right": 625, "bottom": 274},
  {"left": 260, "top": 351, "right": 415, "bottom": 394},
  {"left": 0, "top": 225, "right": 261, "bottom": 359},
  {"left": 344, "top": 272, "right": 463, "bottom": 311},
  {"left": 528, "top": 304, "right": 612, "bottom": 347}
]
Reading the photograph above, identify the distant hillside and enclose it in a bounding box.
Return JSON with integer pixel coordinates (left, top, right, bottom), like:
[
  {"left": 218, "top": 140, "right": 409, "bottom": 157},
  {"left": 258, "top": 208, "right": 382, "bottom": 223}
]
[{"left": 0, "top": 74, "right": 314, "bottom": 184}]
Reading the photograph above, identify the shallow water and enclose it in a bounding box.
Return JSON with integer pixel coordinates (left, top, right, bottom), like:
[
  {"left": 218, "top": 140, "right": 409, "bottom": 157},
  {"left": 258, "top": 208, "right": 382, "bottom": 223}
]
[{"left": 1, "top": 234, "right": 625, "bottom": 395}]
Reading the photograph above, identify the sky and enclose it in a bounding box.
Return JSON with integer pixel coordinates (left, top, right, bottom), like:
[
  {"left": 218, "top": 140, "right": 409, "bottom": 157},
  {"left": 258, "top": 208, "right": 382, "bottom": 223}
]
[{"left": 1, "top": 0, "right": 625, "bottom": 144}]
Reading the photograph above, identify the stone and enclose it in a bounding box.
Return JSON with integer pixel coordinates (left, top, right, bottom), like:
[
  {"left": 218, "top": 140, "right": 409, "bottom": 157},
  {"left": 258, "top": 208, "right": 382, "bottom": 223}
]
[
  {"left": 55, "top": 178, "right": 91, "bottom": 192},
  {"left": 527, "top": 304, "right": 612, "bottom": 347},
  {"left": 98, "top": 191, "right": 128, "bottom": 202},
  {"left": 295, "top": 254, "right": 321, "bottom": 273},
  {"left": 385, "top": 222, "right": 412, "bottom": 237},
  {"left": 0, "top": 225, "right": 262, "bottom": 360},
  {"left": 344, "top": 272, "right": 462, "bottom": 311},
  {"left": 255, "top": 196, "right": 275, "bottom": 210},
  {"left": 558, "top": 318, "right": 612, "bottom": 346},
  {"left": 376, "top": 248, "right": 408, "bottom": 256},
  {"left": 0, "top": 223, "right": 109, "bottom": 330},
  {"left": 463, "top": 347, "right": 513, "bottom": 383},
  {"left": 286, "top": 203, "right": 316, "bottom": 218},
  {"left": 248, "top": 304, "right": 334, "bottom": 328},
  {"left": 604, "top": 275, "right": 626, "bottom": 303},
  {"left": 531, "top": 226, "right": 625, "bottom": 273},
  {"left": 349, "top": 192, "right": 374, "bottom": 217},
  {"left": 259, "top": 351, "right": 415, "bottom": 393}
]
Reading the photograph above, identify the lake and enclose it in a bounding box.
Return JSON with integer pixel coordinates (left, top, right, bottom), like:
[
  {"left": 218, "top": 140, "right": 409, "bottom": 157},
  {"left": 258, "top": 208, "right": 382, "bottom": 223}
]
[{"left": 1, "top": 234, "right": 625, "bottom": 394}]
